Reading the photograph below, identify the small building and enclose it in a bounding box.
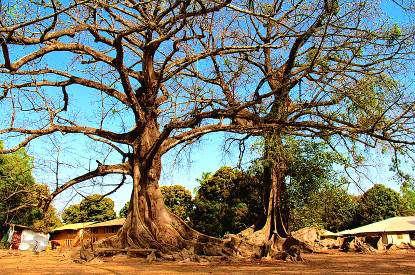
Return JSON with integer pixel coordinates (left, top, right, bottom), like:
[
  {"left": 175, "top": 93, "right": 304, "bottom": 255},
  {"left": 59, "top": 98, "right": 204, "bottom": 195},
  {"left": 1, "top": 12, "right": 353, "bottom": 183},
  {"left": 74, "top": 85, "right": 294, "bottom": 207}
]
[
  {"left": 337, "top": 216, "right": 415, "bottom": 245},
  {"left": 50, "top": 218, "right": 125, "bottom": 248},
  {"left": 50, "top": 222, "right": 95, "bottom": 248},
  {"left": 0, "top": 223, "right": 50, "bottom": 251}
]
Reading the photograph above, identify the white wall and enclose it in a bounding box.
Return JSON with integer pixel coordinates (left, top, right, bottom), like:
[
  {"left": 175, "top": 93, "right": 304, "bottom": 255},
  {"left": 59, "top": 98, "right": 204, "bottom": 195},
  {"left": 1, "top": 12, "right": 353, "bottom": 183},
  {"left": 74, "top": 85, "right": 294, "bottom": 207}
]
[{"left": 386, "top": 233, "right": 411, "bottom": 245}]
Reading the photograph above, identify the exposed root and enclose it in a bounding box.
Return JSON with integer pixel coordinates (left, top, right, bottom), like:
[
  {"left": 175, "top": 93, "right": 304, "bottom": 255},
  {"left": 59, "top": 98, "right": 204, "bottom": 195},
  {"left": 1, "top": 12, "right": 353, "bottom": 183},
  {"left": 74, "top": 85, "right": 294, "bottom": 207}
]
[{"left": 75, "top": 209, "right": 311, "bottom": 263}]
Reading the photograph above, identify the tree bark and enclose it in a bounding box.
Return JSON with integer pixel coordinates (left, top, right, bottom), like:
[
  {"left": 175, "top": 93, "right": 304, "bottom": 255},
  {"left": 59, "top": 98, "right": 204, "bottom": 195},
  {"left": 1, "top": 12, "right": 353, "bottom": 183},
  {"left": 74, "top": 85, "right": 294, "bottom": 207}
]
[
  {"left": 239, "top": 132, "right": 289, "bottom": 257},
  {"left": 261, "top": 134, "right": 289, "bottom": 241},
  {"left": 115, "top": 120, "right": 197, "bottom": 252}
]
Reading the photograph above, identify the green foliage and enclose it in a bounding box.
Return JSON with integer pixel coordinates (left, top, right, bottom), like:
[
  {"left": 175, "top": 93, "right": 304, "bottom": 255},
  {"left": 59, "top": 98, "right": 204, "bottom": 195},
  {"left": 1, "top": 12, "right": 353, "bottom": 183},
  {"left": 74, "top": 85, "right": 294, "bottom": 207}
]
[
  {"left": 161, "top": 185, "right": 193, "bottom": 220},
  {"left": 62, "top": 194, "right": 116, "bottom": 223},
  {"left": 191, "top": 166, "right": 263, "bottom": 237},
  {"left": 277, "top": 138, "right": 357, "bottom": 232},
  {"left": 386, "top": 23, "right": 402, "bottom": 45},
  {"left": 346, "top": 74, "right": 397, "bottom": 129},
  {"left": 190, "top": 139, "right": 356, "bottom": 235},
  {"left": 192, "top": 139, "right": 413, "bottom": 234},
  {"left": 80, "top": 194, "right": 116, "bottom": 222},
  {"left": 401, "top": 181, "right": 415, "bottom": 212},
  {"left": 32, "top": 206, "right": 62, "bottom": 233},
  {"left": 356, "top": 184, "right": 411, "bottom": 226},
  {"left": 62, "top": 204, "right": 84, "bottom": 224},
  {"left": 285, "top": 138, "right": 344, "bottom": 206},
  {"left": 0, "top": 141, "right": 60, "bottom": 231},
  {"left": 290, "top": 184, "right": 358, "bottom": 232},
  {"left": 119, "top": 201, "right": 130, "bottom": 218},
  {"left": 318, "top": 185, "right": 358, "bottom": 232}
]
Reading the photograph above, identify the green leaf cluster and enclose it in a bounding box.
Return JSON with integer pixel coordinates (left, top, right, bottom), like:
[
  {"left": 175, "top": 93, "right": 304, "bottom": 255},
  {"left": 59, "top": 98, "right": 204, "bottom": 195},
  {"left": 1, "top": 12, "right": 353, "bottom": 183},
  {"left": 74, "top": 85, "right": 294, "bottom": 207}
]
[
  {"left": 161, "top": 185, "right": 193, "bottom": 220},
  {"left": 62, "top": 194, "right": 116, "bottom": 224},
  {"left": 191, "top": 166, "right": 264, "bottom": 237},
  {"left": 356, "top": 184, "right": 413, "bottom": 226},
  {"left": 0, "top": 141, "right": 61, "bottom": 232}
]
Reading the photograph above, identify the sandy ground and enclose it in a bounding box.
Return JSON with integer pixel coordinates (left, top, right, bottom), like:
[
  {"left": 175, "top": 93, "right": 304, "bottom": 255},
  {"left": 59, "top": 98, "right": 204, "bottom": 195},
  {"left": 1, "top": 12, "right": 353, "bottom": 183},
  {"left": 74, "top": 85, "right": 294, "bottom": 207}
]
[{"left": 0, "top": 249, "right": 415, "bottom": 274}]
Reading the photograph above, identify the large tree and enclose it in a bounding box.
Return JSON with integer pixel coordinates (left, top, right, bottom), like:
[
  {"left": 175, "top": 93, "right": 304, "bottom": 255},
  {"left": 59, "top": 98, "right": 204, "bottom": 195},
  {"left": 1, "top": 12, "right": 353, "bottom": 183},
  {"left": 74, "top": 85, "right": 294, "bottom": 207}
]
[
  {"left": 185, "top": 0, "right": 415, "bottom": 254},
  {"left": 0, "top": 0, "right": 262, "bottom": 254},
  {"left": 356, "top": 184, "right": 412, "bottom": 226},
  {"left": 161, "top": 185, "right": 194, "bottom": 221},
  {"left": 1, "top": 0, "right": 415, "bottom": 257}
]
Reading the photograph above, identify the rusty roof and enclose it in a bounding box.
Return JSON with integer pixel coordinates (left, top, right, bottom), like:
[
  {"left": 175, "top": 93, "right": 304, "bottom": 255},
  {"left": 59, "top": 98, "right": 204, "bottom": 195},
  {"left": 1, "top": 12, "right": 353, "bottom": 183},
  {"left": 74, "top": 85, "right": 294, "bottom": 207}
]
[
  {"left": 52, "top": 222, "right": 95, "bottom": 232},
  {"left": 85, "top": 218, "right": 126, "bottom": 228}
]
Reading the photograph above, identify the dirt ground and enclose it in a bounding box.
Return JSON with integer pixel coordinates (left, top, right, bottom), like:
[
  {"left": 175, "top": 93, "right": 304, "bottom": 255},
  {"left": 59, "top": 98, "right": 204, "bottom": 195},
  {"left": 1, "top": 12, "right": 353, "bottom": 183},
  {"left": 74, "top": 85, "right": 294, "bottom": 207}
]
[{"left": 1, "top": 249, "right": 415, "bottom": 274}]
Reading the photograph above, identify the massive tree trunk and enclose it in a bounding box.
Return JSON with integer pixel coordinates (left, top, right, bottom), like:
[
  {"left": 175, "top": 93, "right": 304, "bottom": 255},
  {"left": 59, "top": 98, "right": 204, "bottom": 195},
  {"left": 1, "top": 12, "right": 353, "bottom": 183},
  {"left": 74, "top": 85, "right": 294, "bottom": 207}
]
[
  {"left": 118, "top": 158, "right": 195, "bottom": 251},
  {"left": 115, "top": 119, "right": 197, "bottom": 252}
]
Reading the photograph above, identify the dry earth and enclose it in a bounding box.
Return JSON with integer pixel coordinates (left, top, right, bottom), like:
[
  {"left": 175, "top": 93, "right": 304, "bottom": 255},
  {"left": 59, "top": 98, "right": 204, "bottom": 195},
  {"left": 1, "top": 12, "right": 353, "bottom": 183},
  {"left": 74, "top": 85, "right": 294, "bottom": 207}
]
[{"left": 0, "top": 249, "right": 414, "bottom": 274}]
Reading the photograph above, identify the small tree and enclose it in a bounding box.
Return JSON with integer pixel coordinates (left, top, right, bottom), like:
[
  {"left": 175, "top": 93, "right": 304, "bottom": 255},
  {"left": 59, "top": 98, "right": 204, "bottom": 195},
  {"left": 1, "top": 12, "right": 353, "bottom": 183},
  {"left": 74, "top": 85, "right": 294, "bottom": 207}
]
[
  {"left": 119, "top": 202, "right": 130, "bottom": 219},
  {"left": 32, "top": 206, "right": 62, "bottom": 233},
  {"left": 0, "top": 141, "right": 36, "bottom": 225},
  {"left": 62, "top": 204, "right": 84, "bottom": 224},
  {"left": 62, "top": 194, "right": 116, "bottom": 223},
  {"left": 192, "top": 167, "right": 263, "bottom": 237},
  {"left": 161, "top": 185, "right": 193, "bottom": 220},
  {"left": 357, "top": 184, "right": 407, "bottom": 226},
  {"left": 401, "top": 182, "right": 415, "bottom": 213},
  {"left": 0, "top": 142, "right": 60, "bottom": 230},
  {"left": 318, "top": 185, "right": 358, "bottom": 232}
]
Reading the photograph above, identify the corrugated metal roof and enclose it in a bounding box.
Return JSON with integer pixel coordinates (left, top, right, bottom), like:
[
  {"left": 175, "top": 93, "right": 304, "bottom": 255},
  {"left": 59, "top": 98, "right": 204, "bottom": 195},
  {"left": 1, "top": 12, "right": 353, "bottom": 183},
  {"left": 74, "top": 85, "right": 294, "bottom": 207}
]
[
  {"left": 52, "top": 222, "right": 95, "bottom": 232},
  {"left": 338, "top": 216, "right": 415, "bottom": 235},
  {"left": 85, "top": 218, "right": 125, "bottom": 228}
]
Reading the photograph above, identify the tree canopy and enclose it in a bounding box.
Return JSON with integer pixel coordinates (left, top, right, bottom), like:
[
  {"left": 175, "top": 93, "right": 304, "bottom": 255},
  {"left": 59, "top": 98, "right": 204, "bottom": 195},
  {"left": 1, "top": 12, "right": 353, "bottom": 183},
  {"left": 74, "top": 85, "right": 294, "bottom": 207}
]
[
  {"left": 119, "top": 201, "right": 130, "bottom": 219},
  {"left": 191, "top": 167, "right": 264, "bottom": 237},
  {"left": 161, "top": 185, "right": 193, "bottom": 221},
  {"left": 356, "top": 184, "right": 413, "bottom": 226},
  {"left": 62, "top": 194, "right": 116, "bottom": 224}
]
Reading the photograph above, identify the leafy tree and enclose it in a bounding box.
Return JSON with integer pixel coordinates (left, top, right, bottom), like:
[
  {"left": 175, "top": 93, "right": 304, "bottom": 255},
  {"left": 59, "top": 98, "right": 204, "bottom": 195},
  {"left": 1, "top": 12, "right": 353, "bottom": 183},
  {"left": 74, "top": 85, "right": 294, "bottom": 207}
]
[
  {"left": 194, "top": 139, "right": 358, "bottom": 233},
  {"left": 32, "top": 206, "right": 62, "bottom": 233},
  {"left": 284, "top": 138, "right": 345, "bottom": 222},
  {"left": 119, "top": 202, "right": 130, "bottom": 218},
  {"left": 192, "top": 167, "right": 264, "bottom": 237},
  {"left": 61, "top": 204, "right": 84, "bottom": 224},
  {"left": 80, "top": 194, "right": 117, "bottom": 222},
  {"left": 401, "top": 182, "right": 415, "bottom": 213},
  {"left": 0, "top": 142, "right": 61, "bottom": 231},
  {"left": 0, "top": 142, "right": 36, "bottom": 225},
  {"left": 251, "top": 138, "right": 354, "bottom": 232},
  {"left": 356, "top": 184, "right": 408, "bottom": 226},
  {"left": 161, "top": 185, "right": 193, "bottom": 220},
  {"left": 290, "top": 184, "right": 358, "bottom": 232},
  {"left": 318, "top": 185, "right": 358, "bottom": 232},
  {"left": 62, "top": 194, "right": 116, "bottom": 223}
]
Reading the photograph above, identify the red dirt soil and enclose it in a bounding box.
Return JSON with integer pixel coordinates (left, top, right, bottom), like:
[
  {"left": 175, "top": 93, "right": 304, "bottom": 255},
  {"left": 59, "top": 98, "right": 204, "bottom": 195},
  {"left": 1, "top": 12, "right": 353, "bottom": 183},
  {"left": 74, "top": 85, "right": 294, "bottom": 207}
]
[{"left": 1, "top": 249, "right": 414, "bottom": 274}]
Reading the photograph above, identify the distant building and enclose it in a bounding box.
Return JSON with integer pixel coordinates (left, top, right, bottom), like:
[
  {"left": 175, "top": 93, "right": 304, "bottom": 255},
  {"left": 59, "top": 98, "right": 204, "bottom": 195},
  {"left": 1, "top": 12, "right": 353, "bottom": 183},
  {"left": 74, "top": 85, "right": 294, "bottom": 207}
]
[
  {"left": 50, "top": 218, "right": 125, "bottom": 248},
  {"left": 337, "top": 216, "right": 415, "bottom": 245},
  {"left": 1, "top": 223, "right": 49, "bottom": 251},
  {"left": 50, "top": 222, "right": 95, "bottom": 248}
]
